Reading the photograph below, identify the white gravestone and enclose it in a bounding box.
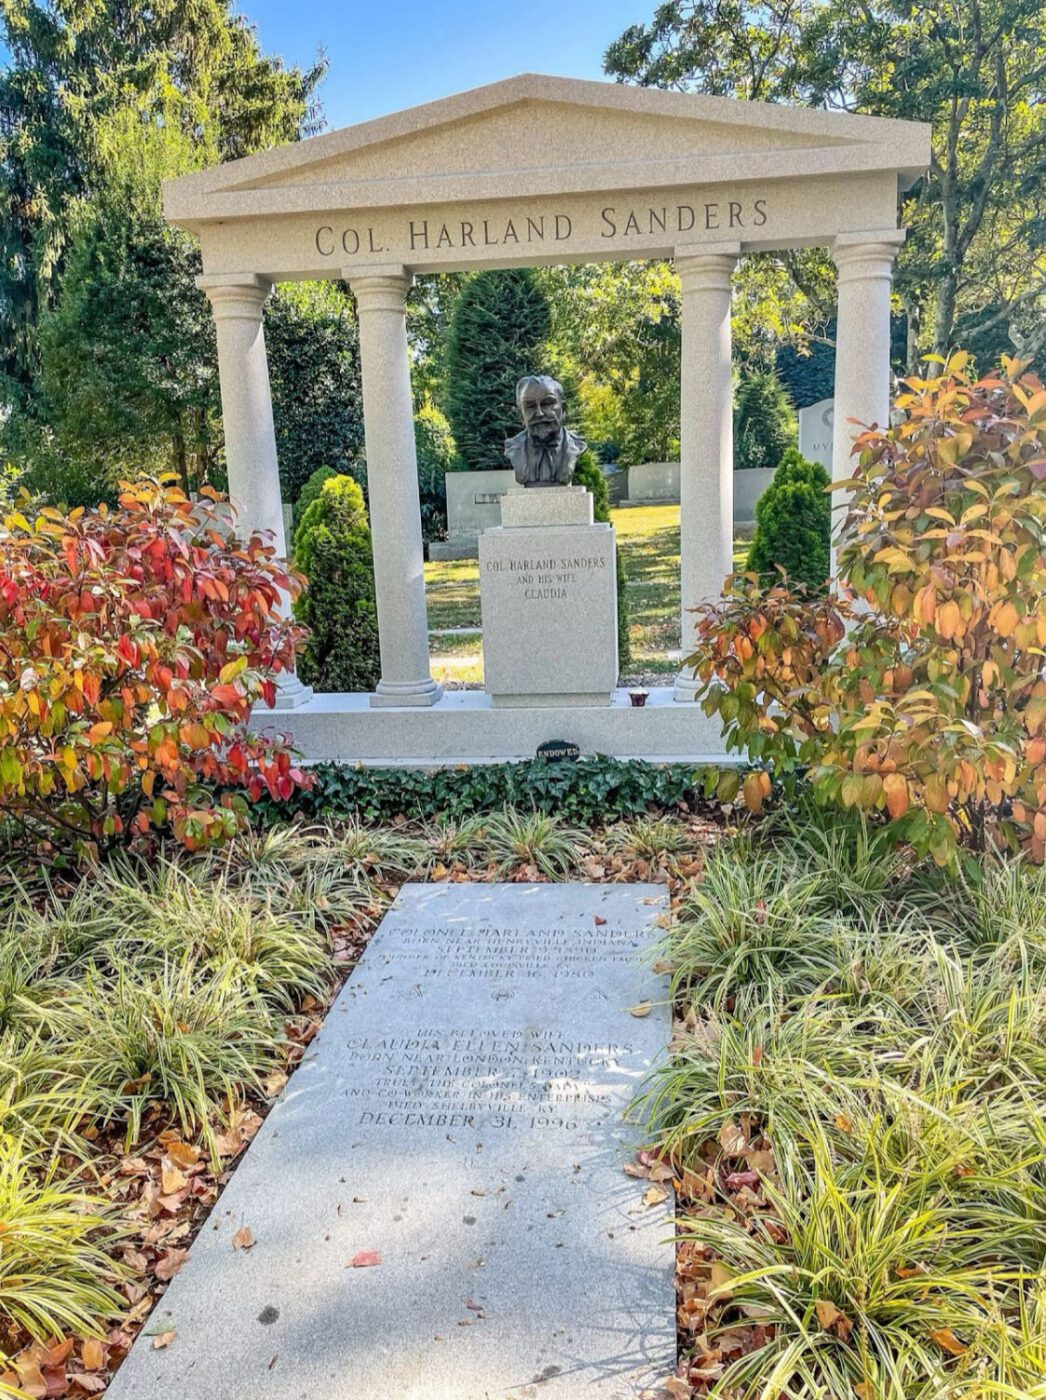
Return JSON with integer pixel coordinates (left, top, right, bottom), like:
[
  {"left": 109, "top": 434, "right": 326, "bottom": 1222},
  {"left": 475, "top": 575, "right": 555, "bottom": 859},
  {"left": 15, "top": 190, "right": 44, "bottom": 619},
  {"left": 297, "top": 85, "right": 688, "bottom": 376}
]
[
  {"left": 799, "top": 396, "right": 834, "bottom": 470},
  {"left": 105, "top": 883, "right": 674, "bottom": 1400},
  {"left": 480, "top": 486, "right": 618, "bottom": 707}
]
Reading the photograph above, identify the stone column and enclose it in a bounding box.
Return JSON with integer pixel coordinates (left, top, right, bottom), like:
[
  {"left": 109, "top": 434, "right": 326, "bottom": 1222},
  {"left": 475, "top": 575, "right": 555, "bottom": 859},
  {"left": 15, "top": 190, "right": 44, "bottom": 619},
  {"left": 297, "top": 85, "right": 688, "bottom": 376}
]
[
  {"left": 830, "top": 230, "right": 905, "bottom": 570},
  {"left": 346, "top": 265, "right": 442, "bottom": 708},
  {"left": 674, "top": 244, "right": 739, "bottom": 702},
  {"left": 198, "top": 272, "right": 311, "bottom": 708}
]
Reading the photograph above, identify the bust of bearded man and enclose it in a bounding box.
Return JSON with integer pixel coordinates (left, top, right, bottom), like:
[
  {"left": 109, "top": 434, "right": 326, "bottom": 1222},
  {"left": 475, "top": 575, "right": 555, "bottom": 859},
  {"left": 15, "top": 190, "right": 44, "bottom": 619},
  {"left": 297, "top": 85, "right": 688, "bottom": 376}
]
[{"left": 503, "top": 375, "right": 587, "bottom": 487}]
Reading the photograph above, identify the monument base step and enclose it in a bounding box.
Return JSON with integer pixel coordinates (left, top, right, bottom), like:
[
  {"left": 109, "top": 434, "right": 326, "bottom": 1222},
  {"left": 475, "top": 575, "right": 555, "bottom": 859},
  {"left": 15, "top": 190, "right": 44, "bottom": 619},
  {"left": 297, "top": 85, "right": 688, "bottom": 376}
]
[{"left": 259, "top": 686, "right": 733, "bottom": 766}]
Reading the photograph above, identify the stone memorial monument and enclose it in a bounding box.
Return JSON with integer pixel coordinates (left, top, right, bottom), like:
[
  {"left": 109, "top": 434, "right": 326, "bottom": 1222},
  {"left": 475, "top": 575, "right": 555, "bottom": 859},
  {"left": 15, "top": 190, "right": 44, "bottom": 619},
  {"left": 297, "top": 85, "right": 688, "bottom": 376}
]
[
  {"left": 480, "top": 377, "right": 618, "bottom": 706},
  {"left": 163, "top": 73, "right": 929, "bottom": 759}
]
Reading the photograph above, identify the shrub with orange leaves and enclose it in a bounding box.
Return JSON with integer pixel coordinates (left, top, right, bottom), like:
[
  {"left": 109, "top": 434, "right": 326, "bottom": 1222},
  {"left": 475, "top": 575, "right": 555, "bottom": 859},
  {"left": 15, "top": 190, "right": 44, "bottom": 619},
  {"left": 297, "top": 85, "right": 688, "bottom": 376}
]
[
  {"left": 0, "top": 476, "right": 311, "bottom": 861},
  {"left": 687, "top": 354, "right": 1046, "bottom": 868}
]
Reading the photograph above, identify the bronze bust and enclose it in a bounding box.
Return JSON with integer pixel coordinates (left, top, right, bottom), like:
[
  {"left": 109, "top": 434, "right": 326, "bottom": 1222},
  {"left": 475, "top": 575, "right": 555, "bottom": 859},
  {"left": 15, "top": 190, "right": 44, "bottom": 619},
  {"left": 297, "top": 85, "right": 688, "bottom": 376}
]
[{"left": 504, "top": 375, "right": 586, "bottom": 487}]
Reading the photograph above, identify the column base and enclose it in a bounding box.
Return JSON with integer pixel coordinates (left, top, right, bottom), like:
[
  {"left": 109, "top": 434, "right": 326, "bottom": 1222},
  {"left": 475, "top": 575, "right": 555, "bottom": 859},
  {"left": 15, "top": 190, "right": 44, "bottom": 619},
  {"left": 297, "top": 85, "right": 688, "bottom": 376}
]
[
  {"left": 268, "top": 671, "right": 314, "bottom": 711},
  {"left": 673, "top": 667, "right": 702, "bottom": 703},
  {"left": 369, "top": 677, "right": 444, "bottom": 708}
]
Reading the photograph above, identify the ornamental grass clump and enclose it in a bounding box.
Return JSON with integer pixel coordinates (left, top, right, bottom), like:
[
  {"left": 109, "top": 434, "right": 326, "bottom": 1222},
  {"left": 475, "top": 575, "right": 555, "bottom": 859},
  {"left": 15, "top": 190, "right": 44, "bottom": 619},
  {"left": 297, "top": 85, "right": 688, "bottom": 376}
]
[
  {"left": 81, "top": 858, "right": 334, "bottom": 1011},
  {"left": 420, "top": 814, "right": 490, "bottom": 872},
  {"left": 670, "top": 842, "right": 842, "bottom": 1003},
  {"left": 604, "top": 816, "right": 694, "bottom": 862},
  {"left": 208, "top": 823, "right": 374, "bottom": 930},
  {"left": 65, "top": 958, "right": 284, "bottom": 1153},
  {"left": 480, "top": 807, "right": 585, "bottom": 879},
  {"left": 0, "top": 1137, "right": 123, "bottom": 1348},
  {"left": 691, "top": 1130, "right": 1040, "bottom": 1399}
]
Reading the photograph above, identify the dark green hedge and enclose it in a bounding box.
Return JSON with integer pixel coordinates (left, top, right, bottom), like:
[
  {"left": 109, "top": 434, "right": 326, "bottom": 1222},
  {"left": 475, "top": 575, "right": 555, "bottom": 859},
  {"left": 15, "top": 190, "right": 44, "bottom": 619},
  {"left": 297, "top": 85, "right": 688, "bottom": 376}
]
[{"left": 257, "top": 756, "right": 733, "bottom": 826}]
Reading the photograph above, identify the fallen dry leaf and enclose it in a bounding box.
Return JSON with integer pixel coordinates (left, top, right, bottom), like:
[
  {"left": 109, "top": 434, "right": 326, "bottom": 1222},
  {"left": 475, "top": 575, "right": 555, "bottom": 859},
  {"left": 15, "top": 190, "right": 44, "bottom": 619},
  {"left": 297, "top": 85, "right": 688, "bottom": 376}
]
[
  {"left": 162, "top": 1138, "right": 200, "bottom": 1170},
  {"left": 629, "top": 1002, "right": 653, "bottom": 1018},
  {"left": 718, "top": 1120, "right": 747, "bottom": 1156},
  {"left": 815, "top": 1299, "right": 853, "bottom": 1340},
  {"left": 660, "top": 1378, "right": 692, "bottom": 1399},
  {"left": 348, "top": 1250, "right": 381, "bottom": 1268},
  {"left": 151, "top": 1331, "right": 176, "bottom": 1350},
  {"left": 81, "top": 1339, "right": 105, "bottom": 1371},
  {"left": 232, "top": 1225, "right": 255, "bottom": 1250},
  {"left": 154, "top": 1247, "right": 188, "bottom": 1281},
  {"left": 160, "top": 1158, "right": 187, "bottom": 1195},
  {"left": 594, "top": 915, "right": 607, "bottom": 925},
  {"left": 643, "top": 1184, "right": 669, "bottom": 1207},
  {"left": 930, "top": 1327, "right": 967, "bottom": 1356}
]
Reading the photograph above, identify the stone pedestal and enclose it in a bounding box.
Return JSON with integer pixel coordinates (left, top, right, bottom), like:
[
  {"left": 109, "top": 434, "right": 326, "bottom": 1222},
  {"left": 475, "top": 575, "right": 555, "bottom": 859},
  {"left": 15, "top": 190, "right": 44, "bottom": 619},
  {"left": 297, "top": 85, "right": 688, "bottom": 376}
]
[{"left": 480, "top": 487, "right": 617, "bottom": 708}]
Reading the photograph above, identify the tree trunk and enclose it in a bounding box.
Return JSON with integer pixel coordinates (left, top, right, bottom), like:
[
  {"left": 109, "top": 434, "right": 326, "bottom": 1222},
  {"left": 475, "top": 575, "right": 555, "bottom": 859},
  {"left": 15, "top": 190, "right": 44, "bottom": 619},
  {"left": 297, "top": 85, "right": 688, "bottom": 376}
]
[
  {"left": 172, "top": 430, "right": 190, "bottom": 495},
  {"left": 933, "top": 269, "right": 958, "bottom": 358}
]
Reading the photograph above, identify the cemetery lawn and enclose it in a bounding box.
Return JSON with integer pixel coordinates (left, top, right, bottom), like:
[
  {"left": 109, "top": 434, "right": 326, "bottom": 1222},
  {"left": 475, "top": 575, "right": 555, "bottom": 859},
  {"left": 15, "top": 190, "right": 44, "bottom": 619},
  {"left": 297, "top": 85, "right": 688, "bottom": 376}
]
[{"left": 425, "top": 504, "right": 749, "bottom": 684}]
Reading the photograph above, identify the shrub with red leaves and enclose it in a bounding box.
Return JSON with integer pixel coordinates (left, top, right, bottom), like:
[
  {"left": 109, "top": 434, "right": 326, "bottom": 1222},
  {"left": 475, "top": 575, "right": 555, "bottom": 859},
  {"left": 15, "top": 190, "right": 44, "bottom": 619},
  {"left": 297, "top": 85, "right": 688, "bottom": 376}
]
[{"left": 0, "top": 476, "right": 311, "bottom": 860}]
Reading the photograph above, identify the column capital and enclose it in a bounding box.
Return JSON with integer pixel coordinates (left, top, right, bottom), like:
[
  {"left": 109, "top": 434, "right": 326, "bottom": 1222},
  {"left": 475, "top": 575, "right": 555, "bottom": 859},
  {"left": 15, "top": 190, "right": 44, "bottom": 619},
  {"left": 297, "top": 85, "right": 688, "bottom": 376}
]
[
  {"left": 196, "top": 272, "right": 272, "bottom": 318},
  {"left": 674, "top": 242, "right": 741, "bottom": 293},
  {"left": 832, "top": 229, "right": 905, "bottom": 279},
  {"left": 345, "top": 265, "right": 414, "bottom": 312}
]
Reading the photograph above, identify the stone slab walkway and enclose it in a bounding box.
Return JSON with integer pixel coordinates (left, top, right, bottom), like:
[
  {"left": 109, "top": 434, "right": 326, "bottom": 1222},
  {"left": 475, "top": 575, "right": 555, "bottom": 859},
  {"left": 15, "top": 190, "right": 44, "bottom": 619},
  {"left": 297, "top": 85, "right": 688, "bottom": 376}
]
[{"left": 106, "top": 883, "right": 674, "bottom": 1400}]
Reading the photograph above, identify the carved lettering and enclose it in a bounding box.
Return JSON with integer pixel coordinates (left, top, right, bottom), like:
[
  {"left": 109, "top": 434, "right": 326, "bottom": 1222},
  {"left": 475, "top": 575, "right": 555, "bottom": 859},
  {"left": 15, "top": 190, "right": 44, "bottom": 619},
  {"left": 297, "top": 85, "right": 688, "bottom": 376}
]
[{"left": 310, "top": 196, "right": 769, "bottom": 261}]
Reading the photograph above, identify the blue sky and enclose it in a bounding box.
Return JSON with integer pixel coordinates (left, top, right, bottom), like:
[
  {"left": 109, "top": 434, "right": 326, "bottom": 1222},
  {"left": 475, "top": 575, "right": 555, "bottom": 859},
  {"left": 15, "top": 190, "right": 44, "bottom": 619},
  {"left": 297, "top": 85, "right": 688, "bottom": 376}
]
[{"left": 245, "top": 0, "right": 646, "bottom": 131}]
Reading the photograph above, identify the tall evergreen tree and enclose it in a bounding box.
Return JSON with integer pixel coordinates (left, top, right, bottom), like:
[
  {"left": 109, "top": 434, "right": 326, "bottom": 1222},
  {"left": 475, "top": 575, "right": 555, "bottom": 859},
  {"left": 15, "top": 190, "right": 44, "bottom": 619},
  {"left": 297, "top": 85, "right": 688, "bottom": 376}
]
[
  {"left": 0, "top": 0, "right": 324, "bottom": 425},
  {"left": 733, "top": 367, "right": 798, "bottom": 472},
  {"left": 443, "top": 270, "right": 552, "bottom": 471}
]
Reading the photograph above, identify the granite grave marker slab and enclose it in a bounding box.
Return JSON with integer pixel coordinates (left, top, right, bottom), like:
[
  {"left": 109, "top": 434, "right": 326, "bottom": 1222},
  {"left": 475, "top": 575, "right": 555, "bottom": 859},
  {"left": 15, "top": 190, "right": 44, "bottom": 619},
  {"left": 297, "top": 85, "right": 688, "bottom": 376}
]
[{"left": 106, "top": 883, "right": 674, "bottom": 1400}]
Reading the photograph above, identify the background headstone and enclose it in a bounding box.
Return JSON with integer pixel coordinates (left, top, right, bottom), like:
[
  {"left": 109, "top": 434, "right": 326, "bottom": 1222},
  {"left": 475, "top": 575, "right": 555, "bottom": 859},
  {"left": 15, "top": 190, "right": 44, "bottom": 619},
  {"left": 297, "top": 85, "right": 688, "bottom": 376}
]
[{"left": 799, "top": 397, "right": 834, "bottom": 470}]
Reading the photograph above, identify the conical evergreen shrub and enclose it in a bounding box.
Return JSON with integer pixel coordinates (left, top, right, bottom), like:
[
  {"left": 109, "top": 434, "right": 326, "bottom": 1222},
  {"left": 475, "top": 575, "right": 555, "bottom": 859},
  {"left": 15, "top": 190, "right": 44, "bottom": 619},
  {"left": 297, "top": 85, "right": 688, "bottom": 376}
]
[
  {"left": 746, "top": 449, "right": 831, "bottom": 588},
  {"left": 293, "top": 475, "right": 380, "bottom": 692}
]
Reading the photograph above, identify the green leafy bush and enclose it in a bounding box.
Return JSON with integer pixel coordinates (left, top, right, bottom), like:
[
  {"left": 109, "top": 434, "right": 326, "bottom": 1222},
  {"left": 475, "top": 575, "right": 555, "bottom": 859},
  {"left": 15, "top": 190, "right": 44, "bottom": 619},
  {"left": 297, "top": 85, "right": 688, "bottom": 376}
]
[
  {"left": 293, "top": 474, "right": 380, "bottom": 693},
  {"left": 266, "top": 282, "right": 365, "bottom": 503},
  {"left": 733, "top": 366, "right": 797, "bottom": 471},
  {"left": 444, "top": 269, "right": 551, "bottom": 470},
  {"left": 573, "top": 453, "right": 632, "bottom": 671},
  {"left": 414, "top": 402, "right": 457, "bottom": 542},
  {"left": 746, "top": 448, "right": 831, "bottom": 587},
  {"left": 256, "top": 756, "right": 731, "bottom": 827}
]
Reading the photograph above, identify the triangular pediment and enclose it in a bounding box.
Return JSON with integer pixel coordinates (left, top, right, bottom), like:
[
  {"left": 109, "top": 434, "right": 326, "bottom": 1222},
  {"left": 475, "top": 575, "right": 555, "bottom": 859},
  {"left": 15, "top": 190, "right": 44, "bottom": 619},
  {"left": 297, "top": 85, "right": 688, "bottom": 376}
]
[{"left": 164, "top": 74, "right": 930, "bottom": 224}]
